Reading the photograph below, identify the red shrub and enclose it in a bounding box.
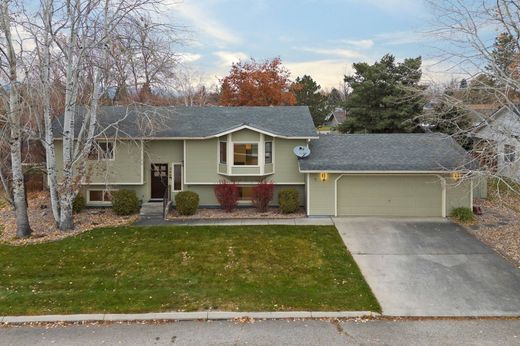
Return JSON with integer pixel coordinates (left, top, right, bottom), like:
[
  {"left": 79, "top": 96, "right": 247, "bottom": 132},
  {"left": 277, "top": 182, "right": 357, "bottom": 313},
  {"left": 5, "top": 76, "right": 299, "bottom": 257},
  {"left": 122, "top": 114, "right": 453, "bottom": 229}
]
[
  {"left": 214, "top": 180, "right": 240, "bottom": 212},
  {"left": 252, "top": 181, "right": 274, "bottom": 212}
]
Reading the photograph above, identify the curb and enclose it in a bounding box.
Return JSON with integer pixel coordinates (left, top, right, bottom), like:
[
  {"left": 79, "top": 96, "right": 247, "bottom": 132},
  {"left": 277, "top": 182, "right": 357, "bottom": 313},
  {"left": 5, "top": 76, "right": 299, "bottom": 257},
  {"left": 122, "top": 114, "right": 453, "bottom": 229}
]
[{"left": 0, "top": 311, "right": 379, "bottom": 324}]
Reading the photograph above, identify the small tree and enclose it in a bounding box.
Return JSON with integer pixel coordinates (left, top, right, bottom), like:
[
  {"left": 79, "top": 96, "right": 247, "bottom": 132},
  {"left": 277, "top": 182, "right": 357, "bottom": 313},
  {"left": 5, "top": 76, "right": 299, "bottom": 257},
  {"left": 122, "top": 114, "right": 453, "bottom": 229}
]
[
  {"left": 252, "top": 181, "right": 274, "bottom": 212},
  {"left": 214, "top": 181, "right": 239, "bottom": 212}
]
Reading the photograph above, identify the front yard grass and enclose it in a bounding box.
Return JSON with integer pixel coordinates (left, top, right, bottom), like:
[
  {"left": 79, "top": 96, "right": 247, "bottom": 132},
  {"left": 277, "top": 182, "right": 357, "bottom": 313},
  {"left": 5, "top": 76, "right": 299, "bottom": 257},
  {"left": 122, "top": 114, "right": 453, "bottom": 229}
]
[{"left": 0, "top": 225, "right": 380, "bottom": 315}]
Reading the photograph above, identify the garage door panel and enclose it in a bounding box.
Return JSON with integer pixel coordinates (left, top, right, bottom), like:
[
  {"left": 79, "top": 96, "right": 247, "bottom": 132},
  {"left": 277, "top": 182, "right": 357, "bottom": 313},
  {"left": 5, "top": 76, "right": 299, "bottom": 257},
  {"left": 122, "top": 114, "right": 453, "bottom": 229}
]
[{"left": 337, "top": 175, "right": 442, "bottom": 217}]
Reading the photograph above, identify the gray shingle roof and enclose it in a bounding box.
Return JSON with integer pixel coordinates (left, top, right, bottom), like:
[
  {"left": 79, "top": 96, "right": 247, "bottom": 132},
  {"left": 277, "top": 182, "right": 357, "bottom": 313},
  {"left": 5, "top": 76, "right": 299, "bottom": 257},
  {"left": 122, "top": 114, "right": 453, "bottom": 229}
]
[
  {"left": 299, "top": 133, "right": 472, "bottom": 172},
  {"left": 53, "top": 106, "right": 318, "bottom": 138}
]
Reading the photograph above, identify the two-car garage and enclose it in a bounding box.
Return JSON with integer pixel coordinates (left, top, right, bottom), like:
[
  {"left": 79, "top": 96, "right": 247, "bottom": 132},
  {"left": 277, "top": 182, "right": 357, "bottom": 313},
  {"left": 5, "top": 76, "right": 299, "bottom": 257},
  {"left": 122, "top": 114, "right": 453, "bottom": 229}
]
[
  {"left": 336, "top": 175, "right": 444, "bottom": 217},
  {"left": 300, "top": 134, "right": 474, "bottom": 218}
]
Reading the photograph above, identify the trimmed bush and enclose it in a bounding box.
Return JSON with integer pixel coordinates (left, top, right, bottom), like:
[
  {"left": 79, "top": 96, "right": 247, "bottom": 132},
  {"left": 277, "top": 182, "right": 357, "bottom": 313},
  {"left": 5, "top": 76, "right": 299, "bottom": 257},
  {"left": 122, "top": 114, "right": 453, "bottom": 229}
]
[
  {"left": 279, "top": 188, "right": 299, "bottom": 214},
  {"left": 175, "top": 191, "right": 199, "bottom": 216},
  {"left": 214, "top": 180, "right": 239, "bottom": 212},
  {"left": 252, "top": 181, "right": 274, "bottom": 212},
  {"left": 450, "top": 207, "right": 475, "bottom": 223},
  {"left": 112, "top": 189, "right": 140, "bottom": 216},
  {"left": 72, "top": 194, "right": 86, "bottom": 214}
]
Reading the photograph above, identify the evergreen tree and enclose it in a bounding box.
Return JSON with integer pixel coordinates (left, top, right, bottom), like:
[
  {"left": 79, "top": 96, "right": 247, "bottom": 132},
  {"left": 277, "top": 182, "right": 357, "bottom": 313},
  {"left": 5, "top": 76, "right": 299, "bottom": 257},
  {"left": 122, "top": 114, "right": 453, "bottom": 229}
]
[
  {"left": 291, "top": 75, "right": 330, "bottom": 126},
  {"left": 339, "top": 54, "right": 424, "bottom": 133},
  {"left": 486, "top": 32, "right": 518, "bottom": 78},
  {"left": 326, "top": 88, "right": 343, "bottom": 109}
]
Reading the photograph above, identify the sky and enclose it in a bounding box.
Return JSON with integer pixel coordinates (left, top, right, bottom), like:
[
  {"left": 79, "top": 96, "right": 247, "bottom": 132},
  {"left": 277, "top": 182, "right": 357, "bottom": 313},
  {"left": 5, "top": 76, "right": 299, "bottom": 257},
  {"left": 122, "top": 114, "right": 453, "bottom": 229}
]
[{"left": 164, "top": 0, "right": 451, "bottom": 89}]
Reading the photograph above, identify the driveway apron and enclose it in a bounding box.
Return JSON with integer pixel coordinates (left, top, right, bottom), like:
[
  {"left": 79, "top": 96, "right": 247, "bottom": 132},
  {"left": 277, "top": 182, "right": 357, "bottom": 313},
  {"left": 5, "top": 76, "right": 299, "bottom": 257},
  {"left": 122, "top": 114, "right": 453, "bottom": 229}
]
[{"left": 333, "top": 217, "right": 520, "bottom": 316}]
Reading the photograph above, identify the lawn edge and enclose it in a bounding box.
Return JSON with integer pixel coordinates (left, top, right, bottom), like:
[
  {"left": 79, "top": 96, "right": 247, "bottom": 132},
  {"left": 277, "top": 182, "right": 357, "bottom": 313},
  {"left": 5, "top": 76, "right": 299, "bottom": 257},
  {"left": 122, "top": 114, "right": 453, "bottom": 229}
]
[{"left": 1, "top": 311, "right": 381, "bottom": 324}]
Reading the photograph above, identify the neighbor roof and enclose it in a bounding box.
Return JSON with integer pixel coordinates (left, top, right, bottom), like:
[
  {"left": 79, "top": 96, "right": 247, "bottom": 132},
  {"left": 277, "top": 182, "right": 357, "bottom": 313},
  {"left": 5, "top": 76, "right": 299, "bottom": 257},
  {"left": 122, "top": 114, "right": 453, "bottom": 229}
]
[
  {"left": 53, "top": 106, "right": 318, "bottom": 139},
  {"left": 298, "top": 133, "right": 472, "bottom": 172}
]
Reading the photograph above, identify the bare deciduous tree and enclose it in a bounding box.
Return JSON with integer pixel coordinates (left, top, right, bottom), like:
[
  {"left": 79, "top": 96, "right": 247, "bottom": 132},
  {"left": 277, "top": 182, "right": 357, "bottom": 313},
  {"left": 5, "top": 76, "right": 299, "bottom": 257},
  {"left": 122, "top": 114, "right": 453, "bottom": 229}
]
[{"left": 424, "top": 0, "right": 520, "bottom": 190}]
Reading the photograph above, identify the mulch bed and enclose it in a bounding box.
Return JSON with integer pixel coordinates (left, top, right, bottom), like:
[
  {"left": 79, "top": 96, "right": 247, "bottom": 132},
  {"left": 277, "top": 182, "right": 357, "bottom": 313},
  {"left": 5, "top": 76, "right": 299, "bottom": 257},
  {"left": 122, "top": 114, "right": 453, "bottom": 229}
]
[
  {"left": 470, "top": 196, "right": 520, "bottom": 268},
  {"left": 167, "top": 207, "right": 306, "bottom": 220},
  {"left": 0, "top": 191, "right": 137, "bottom": 245}
]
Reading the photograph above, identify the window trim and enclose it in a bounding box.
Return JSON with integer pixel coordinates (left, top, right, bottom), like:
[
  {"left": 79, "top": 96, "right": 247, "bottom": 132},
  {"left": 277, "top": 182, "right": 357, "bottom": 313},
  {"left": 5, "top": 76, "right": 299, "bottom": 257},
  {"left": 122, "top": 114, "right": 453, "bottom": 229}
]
[
  {"left": 86, "top": 189, "right": 118, "bottom": 204},
  {"left": 172, "top": 162, "right": 183, "bottom": 192},
  {"left": 219, "top": 141, "right": 227, "bottom": 164},
  {"left": 88, "top": 141, "right": 116, "bottom": 161},
  {"left": 233, "top": 142, "right": 260, "bottom": 166},
  {"left": 265, "top": 141, "right": 273, "bottom": 164}
]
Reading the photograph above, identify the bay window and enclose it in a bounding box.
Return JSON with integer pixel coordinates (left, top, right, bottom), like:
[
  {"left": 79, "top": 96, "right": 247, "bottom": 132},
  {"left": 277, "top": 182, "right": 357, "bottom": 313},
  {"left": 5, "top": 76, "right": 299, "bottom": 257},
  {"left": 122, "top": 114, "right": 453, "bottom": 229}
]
[
  {"left": 265, "top": 142, "right": 272, "bottom": 164},
  {"left": 220, "top": 142, "right": 227, "bottom": 164},
  {"left": 234, "top": 143, "right": 258, "bottom": 165}
]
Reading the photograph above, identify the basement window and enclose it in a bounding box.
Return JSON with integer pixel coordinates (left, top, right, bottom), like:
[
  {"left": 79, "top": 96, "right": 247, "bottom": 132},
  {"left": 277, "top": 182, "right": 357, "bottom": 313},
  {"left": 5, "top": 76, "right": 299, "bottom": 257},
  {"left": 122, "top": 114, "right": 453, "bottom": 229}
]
[{"left": 88, "top": 190, "right": 115, "bottom": 203}]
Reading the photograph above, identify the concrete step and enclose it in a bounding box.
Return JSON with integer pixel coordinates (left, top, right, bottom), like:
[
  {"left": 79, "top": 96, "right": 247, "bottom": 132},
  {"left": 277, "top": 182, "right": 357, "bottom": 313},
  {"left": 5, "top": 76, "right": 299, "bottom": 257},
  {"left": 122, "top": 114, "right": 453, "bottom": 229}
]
[{"left": 140, "top": 202, "right": 164, "bottom": 216}]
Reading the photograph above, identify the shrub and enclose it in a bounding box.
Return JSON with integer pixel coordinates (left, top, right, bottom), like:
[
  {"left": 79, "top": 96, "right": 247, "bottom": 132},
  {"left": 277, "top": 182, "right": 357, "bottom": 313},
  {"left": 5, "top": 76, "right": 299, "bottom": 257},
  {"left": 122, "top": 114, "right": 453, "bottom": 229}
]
[
  {"left": 279, "top": 188, "right": 299, "bottom": 214},
  {"left": 214, "top": 180, "right": 239, "bottom": 212},
  {"left": 72, "top": 194, "right": 86, "bottom": 213},
  {"left": 175, "top": 191, "right": 199, "bottom": 216},
  {"left": 111, "top": 189, "right": 140, "bottom": 216},
  {"left": 450, "top": 207, "right": 475, "bottom": 223},
  {"left": 252, "top": 181, "right": 274, "bottom": 212}
]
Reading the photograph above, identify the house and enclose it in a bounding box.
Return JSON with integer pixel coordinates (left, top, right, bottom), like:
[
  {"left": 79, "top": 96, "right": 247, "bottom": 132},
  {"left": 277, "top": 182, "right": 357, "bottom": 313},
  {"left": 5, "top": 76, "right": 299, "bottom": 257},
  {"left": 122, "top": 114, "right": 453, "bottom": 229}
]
[
  {"left": 53, "top": 105, "right": 474, "bottom": 217},
  {"left": 471, "top": 105, "right": 520, "bottom": 182},
  {"left": 323, "top": 108, "right": 347, "bottom": 128}
]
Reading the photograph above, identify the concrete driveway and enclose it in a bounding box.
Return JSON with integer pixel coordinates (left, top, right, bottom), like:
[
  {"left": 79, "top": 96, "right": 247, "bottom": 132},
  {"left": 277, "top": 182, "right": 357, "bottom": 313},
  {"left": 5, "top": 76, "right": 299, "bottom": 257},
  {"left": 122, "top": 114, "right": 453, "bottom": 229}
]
[{"left": 333, "top": 218, "right": 520, "bottom": 317}]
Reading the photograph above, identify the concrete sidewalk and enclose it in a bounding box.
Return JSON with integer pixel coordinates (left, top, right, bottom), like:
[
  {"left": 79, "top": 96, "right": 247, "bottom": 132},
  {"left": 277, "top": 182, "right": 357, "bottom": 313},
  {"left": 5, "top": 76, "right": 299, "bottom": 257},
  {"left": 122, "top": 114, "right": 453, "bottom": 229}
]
[
  {"left": 1, "top": 310, "right": 378, "bottom": 324},
  {"left": 134, "top": 217, "right": 334, "bottom": 226}
]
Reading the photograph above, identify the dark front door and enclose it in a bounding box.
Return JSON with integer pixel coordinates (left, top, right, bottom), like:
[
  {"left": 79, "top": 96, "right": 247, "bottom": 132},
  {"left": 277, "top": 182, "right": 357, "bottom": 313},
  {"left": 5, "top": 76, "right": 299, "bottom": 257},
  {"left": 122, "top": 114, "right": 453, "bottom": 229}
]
[{"left": 151, "top": 164, "right": 168, "bottom": 199}]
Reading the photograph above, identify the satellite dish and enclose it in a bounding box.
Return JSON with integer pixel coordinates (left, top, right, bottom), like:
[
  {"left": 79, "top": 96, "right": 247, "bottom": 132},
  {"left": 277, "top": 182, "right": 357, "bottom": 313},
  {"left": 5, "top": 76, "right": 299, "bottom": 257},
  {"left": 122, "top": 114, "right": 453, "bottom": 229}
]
[{"left": 293, "top": 145, "right": 311, "bottom": 158}]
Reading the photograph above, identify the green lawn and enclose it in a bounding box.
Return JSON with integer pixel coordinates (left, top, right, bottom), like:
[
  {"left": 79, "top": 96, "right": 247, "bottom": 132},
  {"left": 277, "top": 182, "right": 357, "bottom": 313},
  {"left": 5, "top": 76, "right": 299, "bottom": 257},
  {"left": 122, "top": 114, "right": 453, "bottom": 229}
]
[{"left": 0, "top": 225, "right": 380, "bottom": 315}]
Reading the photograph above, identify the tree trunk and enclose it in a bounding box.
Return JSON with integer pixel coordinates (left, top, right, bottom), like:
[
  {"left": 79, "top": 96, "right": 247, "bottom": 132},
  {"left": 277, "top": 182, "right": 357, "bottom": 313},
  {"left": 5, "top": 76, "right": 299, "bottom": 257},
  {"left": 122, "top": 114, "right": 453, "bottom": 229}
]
[
  {"left": 58, "top": 192, "right": 74, "bottom": 231},
  {"left": 1, "top": 0, "right": 31, "bottom": 238}
]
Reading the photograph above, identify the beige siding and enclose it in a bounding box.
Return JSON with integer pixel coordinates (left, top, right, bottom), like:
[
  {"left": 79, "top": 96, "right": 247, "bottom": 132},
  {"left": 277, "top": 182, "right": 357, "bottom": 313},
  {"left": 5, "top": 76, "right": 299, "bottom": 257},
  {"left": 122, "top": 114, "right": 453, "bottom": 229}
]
[
  {"left": 55, "top": 140, "right": 143, "bottom": 184},
  {"left": 307, "top": 173, "right": 337, "bottom": 216},
  {"left": 185, "top": 139, "right": 219, "bottom": 183},
  {"left": 446, "top": 179, "right": 473, "bottom": 214},
  {"left": 231, "top": 129, "right": 260, "bottom": 142},
  {"left": 272, "top": 139, "right": 306, "bottom": 183},
  {"left": 231, "top": 166, "right": 261, "bottom": 175}
]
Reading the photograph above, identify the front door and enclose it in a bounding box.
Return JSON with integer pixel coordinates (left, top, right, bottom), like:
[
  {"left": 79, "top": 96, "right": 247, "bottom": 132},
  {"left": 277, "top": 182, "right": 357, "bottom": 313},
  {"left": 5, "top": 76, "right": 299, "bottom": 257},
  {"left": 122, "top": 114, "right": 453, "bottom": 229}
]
[{"left": 151, "top": 164, "right": 168, "bottom": 199}]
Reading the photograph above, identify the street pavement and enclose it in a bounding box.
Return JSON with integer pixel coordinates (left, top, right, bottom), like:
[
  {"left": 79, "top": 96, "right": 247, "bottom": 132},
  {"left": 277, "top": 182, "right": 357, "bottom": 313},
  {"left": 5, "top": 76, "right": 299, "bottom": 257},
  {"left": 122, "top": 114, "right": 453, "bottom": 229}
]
[{"left": 1, "top": 318, "right": 520, "bottom": 345}]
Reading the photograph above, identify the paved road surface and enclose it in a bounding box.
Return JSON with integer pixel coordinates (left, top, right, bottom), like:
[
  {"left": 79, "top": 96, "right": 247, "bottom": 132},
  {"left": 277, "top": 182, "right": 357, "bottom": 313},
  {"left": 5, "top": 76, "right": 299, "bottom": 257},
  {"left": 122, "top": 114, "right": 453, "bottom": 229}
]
[{"left": 2, "top": 319, "right": 520, "bottom": 345}]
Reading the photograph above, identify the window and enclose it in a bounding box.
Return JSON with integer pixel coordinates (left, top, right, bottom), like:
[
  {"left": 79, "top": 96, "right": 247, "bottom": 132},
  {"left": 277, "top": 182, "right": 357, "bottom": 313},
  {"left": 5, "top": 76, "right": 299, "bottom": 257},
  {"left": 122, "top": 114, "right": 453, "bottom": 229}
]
[
  {"left": 265, "top": 142, "right": 272, "bottom": 164},
  {"left": 220, "top": 142, "right": 227, "bottom": 164},
  {"left": 239, "top": 186, "right": 254, "bottom": 200},
  {"left": 234, "top": 143, "right": 258, "bottom": 165},
  {"left": 88, "top": 190, "right": 115, "bottom": 203},
  {"left": 88, "top": 142, "right": 114, "bottom": 160},
  {"left": 504, "top": 144, "right": 516, "bottom": 163},
  {"left": 173, "top": 163, "right": 182, "bottom": 191}
]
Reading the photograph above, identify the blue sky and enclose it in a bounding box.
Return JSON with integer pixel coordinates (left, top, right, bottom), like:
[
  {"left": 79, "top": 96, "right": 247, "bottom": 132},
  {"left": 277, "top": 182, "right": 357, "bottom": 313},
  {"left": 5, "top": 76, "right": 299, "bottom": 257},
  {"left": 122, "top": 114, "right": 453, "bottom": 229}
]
[{"left": 166, "top": 0, "right": 446, "bottom": 89}]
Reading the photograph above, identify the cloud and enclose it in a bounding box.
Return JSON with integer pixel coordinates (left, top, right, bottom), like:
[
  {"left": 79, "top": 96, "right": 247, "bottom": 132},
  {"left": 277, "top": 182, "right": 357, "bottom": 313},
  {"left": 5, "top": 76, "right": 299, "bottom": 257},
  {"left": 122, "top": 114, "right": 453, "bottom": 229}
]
[
  {"left": 340, "top": 39, "right": 374, "bottom": 49},
  {"left": 295, "top": 47, "right": 362, "bottom": 59},
  {"left": 375, "top": 30, "right": 425, "bottom": 45},
  {"left": 178, "top": 53, "right": 202, "bottom": 63},
  {"left": 213, "top": 51, "right": 249, "bottom": 68},
  {"left": 286, "top": 59, "right": 352, "bottom": 89},
  {"left": 171, "top": 1, "right": 242, "bottom": 45}
]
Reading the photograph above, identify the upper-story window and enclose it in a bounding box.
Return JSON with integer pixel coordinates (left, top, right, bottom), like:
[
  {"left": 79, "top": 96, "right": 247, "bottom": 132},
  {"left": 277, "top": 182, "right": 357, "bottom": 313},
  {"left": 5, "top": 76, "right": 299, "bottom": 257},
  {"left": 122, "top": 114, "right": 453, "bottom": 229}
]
[
  {"left": 265, "top": 142, "right": 272, "bottom": 164},
  {"left": 504, "top": 144, "right": 516, "bottom": 163},
  {"left": 220, "top": 142, "right": 227, "bottom": 164},
  {"left": 234, "top": 143, "right": 258, "bottom": 165},
  {"left": 88, "top": 141, "right": 114, "bottom": 160}
]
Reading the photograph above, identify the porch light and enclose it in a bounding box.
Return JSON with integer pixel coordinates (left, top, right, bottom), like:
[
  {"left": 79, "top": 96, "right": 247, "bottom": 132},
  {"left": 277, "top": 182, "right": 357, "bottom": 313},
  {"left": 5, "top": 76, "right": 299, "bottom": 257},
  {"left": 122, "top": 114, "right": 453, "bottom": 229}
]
[
  {"left": 451, "top": 172, "right": 461, "bottom": 182},
  {"left": 320, "top": 172, "right": 329, "bottom": 182}
]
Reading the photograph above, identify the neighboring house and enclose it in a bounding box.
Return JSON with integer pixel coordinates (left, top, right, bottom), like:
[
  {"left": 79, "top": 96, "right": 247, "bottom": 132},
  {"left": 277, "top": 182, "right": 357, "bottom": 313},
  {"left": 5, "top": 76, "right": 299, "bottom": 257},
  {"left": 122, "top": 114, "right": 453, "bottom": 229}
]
[
  {"left": 471, "top": 105, "right": 520, "bottom": 182},
  {"left": 323, "top": 108, "right": 347, "bottom": 128},
  {"left": 53, "top": 106, "right": 473, "bottom": 217}
]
